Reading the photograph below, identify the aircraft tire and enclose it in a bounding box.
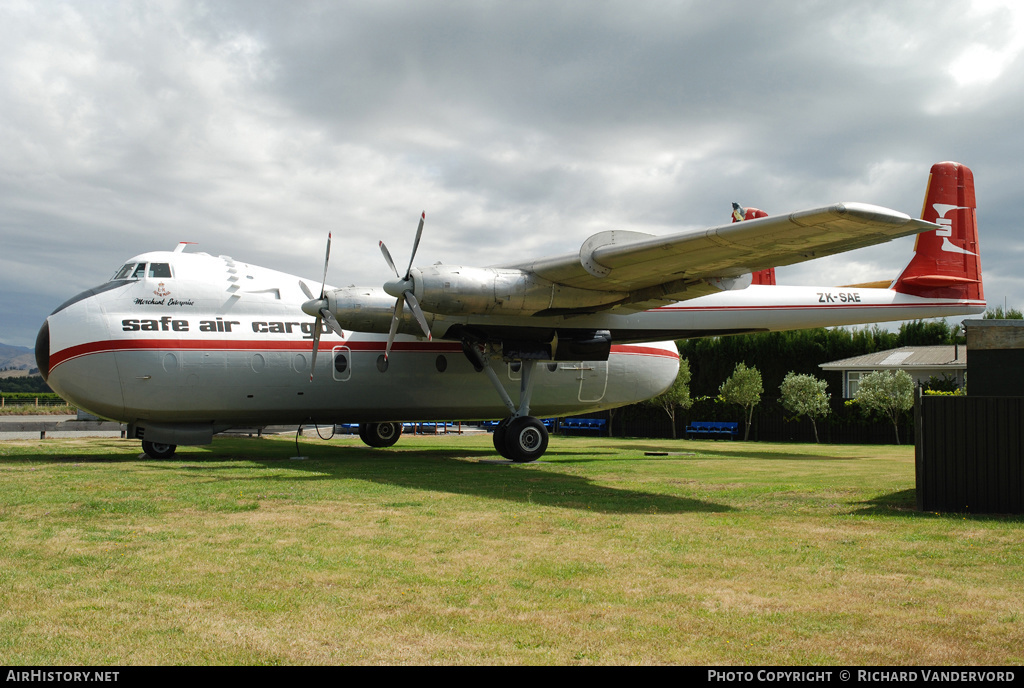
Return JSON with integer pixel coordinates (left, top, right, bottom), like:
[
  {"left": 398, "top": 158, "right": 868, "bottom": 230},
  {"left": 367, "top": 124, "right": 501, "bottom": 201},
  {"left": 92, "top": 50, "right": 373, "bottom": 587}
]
[
  {"left": 492, "top": 418, "right": 512, "bottom": 460},
  {"left": 503, "top": 416, "right": 548, "bottom": 463},
  {"left": 360, "top": 422, "right": 403, "bottom": 448},
  {"left": 142, "top": 441, "right": 177, "bottom": 459}
]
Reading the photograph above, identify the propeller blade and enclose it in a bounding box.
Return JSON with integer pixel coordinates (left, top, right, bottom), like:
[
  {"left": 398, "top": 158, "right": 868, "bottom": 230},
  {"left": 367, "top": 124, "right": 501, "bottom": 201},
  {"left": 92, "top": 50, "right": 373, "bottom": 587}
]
[
  {"left": 385, "top": 298, "right": 404, "bottom": 361},
  {"left": 319, "top": 233, "right": 332, "bottom": 298},
  {"left": 404, "top": 291, "right": 432, "bottom": 341},
  {"left": 380, "top": 241, "right": 399, "bottom": 278},
  {"left": 320, "top": 308, "right": 344, "bottom": 338},
  {"left": 309, "top": 317, "right": 323, "bottom": 382},
  {"left": 304, "top": 231, "right": 337, "bottom": 382},
  {"left": 405, "top": 211, "right": 425, "bottom": 278}
]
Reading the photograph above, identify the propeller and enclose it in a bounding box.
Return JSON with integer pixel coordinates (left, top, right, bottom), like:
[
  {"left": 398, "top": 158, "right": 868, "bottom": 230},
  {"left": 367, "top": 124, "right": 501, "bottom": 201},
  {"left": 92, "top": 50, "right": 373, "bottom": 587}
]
[
  {"left": 379, "top": 211, "right": 432, "bottom": 360},
  {"left": 300, "top": 232, "right": 345, "bottom": 382}
]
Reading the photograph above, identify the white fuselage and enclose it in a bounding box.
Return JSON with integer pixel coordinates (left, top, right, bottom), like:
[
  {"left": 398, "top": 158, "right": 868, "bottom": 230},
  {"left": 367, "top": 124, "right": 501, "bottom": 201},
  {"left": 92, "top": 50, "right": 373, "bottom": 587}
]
[{"left": 40, "top": 250, "right": 680, "bottom": 428}]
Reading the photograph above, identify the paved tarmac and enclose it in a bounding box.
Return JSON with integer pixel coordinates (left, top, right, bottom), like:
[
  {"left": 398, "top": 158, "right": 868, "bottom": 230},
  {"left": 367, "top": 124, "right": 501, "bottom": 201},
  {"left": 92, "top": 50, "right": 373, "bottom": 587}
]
[{"left": 0, "top": 414, "right": 126, "bottom": 440}]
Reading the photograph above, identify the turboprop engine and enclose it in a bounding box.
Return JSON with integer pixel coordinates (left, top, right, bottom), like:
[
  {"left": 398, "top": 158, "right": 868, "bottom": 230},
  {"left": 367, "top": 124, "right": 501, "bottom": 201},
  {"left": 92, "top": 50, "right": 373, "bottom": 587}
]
[
  {"left": 328, "top": 287, "right": 412, "bottom": 335},
  {"left": 402, "top": 265, "right": 624, "bottom": 317}
]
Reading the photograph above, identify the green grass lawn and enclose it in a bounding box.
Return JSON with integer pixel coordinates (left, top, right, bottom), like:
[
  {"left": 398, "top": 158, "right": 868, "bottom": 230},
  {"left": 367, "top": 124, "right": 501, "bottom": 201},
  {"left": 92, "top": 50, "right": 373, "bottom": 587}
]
[{"left": 0, "top": 433, "right": 1021, "bottom": 665}]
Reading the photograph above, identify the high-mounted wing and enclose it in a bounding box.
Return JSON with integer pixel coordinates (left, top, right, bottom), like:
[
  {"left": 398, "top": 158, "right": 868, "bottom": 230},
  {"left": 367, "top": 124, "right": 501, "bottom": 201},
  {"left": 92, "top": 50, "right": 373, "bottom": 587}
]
[
  {"left": 502, "top": 202, "right": 936, "bottom": 310},
  {"left": 320, "top": 200, "right": 940, "bottom": 339}
]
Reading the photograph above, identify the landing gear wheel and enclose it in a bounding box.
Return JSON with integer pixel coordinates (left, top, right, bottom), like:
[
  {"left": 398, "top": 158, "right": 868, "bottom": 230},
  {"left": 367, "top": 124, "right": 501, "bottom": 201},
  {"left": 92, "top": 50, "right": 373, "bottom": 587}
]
[
  {"left": 142, "top": 441, "right": 177, "bottom": 459},
  {"left": 492, "top": 418, "right": 512, "bottom": 459},
  {"left": 359, "top": 422, "right": 403, "bottom": 448},
  {"left": 503, "top": 416, "right": 548, "bottom": 463}
]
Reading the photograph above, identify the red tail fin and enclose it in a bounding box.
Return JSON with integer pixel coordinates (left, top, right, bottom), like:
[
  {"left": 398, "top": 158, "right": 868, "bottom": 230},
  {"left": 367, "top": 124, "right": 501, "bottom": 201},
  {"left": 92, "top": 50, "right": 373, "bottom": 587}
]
[
  {"left": 892, "top": 162, "right": 983, "bottom": 301},
  {"left": 731, "top": 203, "right": 776, "bottom": 285}
]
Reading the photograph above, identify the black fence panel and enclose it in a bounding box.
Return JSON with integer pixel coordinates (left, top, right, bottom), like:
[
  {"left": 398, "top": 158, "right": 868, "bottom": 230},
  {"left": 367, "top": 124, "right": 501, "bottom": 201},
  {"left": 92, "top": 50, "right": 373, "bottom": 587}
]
[{"left": 916, "top": 394, "right": 1024, "bottom": 514}]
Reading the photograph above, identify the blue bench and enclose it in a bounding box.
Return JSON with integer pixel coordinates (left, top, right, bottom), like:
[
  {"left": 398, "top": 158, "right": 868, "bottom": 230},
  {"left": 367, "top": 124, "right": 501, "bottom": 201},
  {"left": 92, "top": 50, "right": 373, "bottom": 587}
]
[
  {"left": 335, "top": 422, "right": 458, "bottom": 435},
  {"left": 403, "top": 422, "right": 459, "bottom": 434},
  {"left": 560, "top": 417, "right": 607, "bottom": 435},
  {"left": 684, "top": 421, "right": 739, "bottom": 440}
]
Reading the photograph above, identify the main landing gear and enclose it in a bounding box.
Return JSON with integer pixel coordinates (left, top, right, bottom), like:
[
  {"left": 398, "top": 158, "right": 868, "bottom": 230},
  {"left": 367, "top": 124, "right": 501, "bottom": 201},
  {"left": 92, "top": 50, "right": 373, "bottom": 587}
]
[
  {"left": 463, "top": 343, "right": 549, "bottom": 462},
  {"left": 492, "top": 415, "right": 549, "bottom": 463}
]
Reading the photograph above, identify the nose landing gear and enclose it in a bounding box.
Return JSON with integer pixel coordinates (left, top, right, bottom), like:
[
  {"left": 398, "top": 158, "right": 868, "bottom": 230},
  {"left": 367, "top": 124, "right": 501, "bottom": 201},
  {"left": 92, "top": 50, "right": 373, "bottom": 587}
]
[
  {"left": 142, "top": 440, "right": 177, "bottom": 459},
  {"left": 358, "top": 422, "right": 403, "bottom": 448}
]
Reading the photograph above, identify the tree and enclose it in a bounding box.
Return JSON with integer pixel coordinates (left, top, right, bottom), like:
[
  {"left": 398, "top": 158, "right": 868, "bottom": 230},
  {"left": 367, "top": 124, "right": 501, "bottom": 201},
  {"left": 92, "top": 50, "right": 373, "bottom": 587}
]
[
  {"left": 0, "top": 375, "right": 52, "bottom": 393},
  {"left": 895, "top": 319, "right": 957, "bottom": 346},
  {"left": 646, "top": 358, "right": 692, "bottom": 439},
  {"left": 779, "top": 372, "right": 830, "bottom": 443},
  {"left": 922, "top": 373, "right": 961, "bottom": 393},
  {"left": 719, "top": 362, "right": 762, "bottom": 441},
  {"left": 984, "top": 306, "right": 1024, "bottom": 319},
  {"left": 853, "top": 370, "right": 914, "bottom": 444}
]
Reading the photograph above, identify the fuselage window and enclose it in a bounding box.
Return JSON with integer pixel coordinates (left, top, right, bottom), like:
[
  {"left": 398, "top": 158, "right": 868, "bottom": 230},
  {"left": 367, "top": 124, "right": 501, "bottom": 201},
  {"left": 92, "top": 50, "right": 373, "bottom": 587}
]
[
  {"left": 131, "top": 263, "right": 148, "bottom": 279},
  {"left": 149, "top": 263, "right": 172, "bottom": 278},
  {"left": 334, "top": 353, "right": 348, "bottom": 374}
]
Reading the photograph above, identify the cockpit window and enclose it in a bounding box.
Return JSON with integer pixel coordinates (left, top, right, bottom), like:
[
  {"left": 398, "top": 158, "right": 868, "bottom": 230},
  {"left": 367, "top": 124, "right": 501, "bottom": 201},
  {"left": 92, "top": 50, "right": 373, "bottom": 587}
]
[
  {"left": 131, "top": 263, "right": 148, "bottom": 279},
  {"left": 113, "top": 263, "right": 137, "bottom": 280},
  {"left": 148, "top": 263, "right": 172, "bottom": 278}
]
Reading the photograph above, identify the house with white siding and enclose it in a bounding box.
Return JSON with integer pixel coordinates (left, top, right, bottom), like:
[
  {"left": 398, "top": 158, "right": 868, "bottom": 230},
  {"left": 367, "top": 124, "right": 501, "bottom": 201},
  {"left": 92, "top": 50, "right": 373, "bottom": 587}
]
[{"left": 819, "top": 346, "right": 966, "bottom": 398}]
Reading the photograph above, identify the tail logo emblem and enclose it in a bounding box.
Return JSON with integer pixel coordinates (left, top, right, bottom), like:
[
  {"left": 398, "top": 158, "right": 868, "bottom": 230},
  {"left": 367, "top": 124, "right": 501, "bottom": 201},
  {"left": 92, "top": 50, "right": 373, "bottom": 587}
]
[{"left": 932, "top": 203, "right": 977, "bottom": 256}]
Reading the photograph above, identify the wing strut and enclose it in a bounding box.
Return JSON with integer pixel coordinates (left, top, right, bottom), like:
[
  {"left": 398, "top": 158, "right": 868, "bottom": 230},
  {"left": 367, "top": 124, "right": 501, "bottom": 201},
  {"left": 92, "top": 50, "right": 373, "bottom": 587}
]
[{"left": 462, "top": 343, "right": 538, "bottom": 418}]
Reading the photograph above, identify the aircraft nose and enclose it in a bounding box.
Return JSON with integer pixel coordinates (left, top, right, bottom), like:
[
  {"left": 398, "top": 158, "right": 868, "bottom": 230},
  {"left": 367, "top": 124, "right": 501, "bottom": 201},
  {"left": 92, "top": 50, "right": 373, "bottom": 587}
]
[{"left": 35, "top": 319, "right": 50, "bottom": 382}]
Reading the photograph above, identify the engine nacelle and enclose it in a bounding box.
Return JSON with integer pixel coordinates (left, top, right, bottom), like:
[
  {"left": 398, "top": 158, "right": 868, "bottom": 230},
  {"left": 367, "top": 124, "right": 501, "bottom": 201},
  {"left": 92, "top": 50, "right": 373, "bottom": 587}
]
[
  {"left": 411, "top": 265, "right": 622, "bottom": 316},
  {"left": 328, "top": 287, "right": 425, "bottom": 336}
]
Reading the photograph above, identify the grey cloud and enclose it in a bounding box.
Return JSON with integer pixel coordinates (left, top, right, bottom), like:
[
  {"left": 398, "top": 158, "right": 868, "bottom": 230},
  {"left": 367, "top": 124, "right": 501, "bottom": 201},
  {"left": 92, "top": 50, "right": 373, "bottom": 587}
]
[{"left": 1, "top": 1, "right": 1022, "bottom": 347}]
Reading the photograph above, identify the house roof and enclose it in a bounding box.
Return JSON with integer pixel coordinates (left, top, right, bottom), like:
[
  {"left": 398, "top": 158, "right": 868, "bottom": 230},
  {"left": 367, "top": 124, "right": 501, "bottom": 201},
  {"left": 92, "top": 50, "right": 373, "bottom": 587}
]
[{"left": 819, "top": 346, "right": 966, "bottom": 371}]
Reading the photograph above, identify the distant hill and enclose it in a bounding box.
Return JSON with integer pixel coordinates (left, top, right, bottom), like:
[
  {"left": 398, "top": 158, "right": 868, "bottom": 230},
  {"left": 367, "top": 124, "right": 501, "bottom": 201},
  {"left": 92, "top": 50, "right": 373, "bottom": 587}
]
[{"left": 0, "top": 342, "right": 37, "bottom": 374}]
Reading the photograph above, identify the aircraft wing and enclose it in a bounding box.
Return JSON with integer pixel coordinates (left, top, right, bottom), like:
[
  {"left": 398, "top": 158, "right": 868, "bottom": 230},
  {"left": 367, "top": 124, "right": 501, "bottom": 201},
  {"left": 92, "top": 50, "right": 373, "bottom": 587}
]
[{"left": 502, "top": 202, "right": 937, "bottom": 309}]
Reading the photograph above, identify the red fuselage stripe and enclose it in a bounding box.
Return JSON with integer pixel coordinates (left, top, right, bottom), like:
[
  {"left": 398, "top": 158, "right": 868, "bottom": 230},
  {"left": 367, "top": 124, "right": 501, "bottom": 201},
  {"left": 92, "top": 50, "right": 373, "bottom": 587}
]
[{"left": 48, "top": 339, "right": 678, "bottom": 372}]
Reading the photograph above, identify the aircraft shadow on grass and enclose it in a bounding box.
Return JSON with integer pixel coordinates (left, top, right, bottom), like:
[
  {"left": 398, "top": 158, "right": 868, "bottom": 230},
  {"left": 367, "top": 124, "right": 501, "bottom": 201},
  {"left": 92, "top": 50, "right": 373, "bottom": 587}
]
[
  {"left": 3, "top": 441, "right": 733, "bottom": 515},
  {"left": 254, "top": 448, "right": 734, "bottom": 515}
]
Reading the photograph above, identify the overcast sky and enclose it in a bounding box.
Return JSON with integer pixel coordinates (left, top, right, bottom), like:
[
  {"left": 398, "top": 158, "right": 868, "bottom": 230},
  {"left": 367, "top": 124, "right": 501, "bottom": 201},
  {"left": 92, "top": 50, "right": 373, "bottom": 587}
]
[{"left": 2, "top": 0, "right": 1022, "bottom": 348}]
